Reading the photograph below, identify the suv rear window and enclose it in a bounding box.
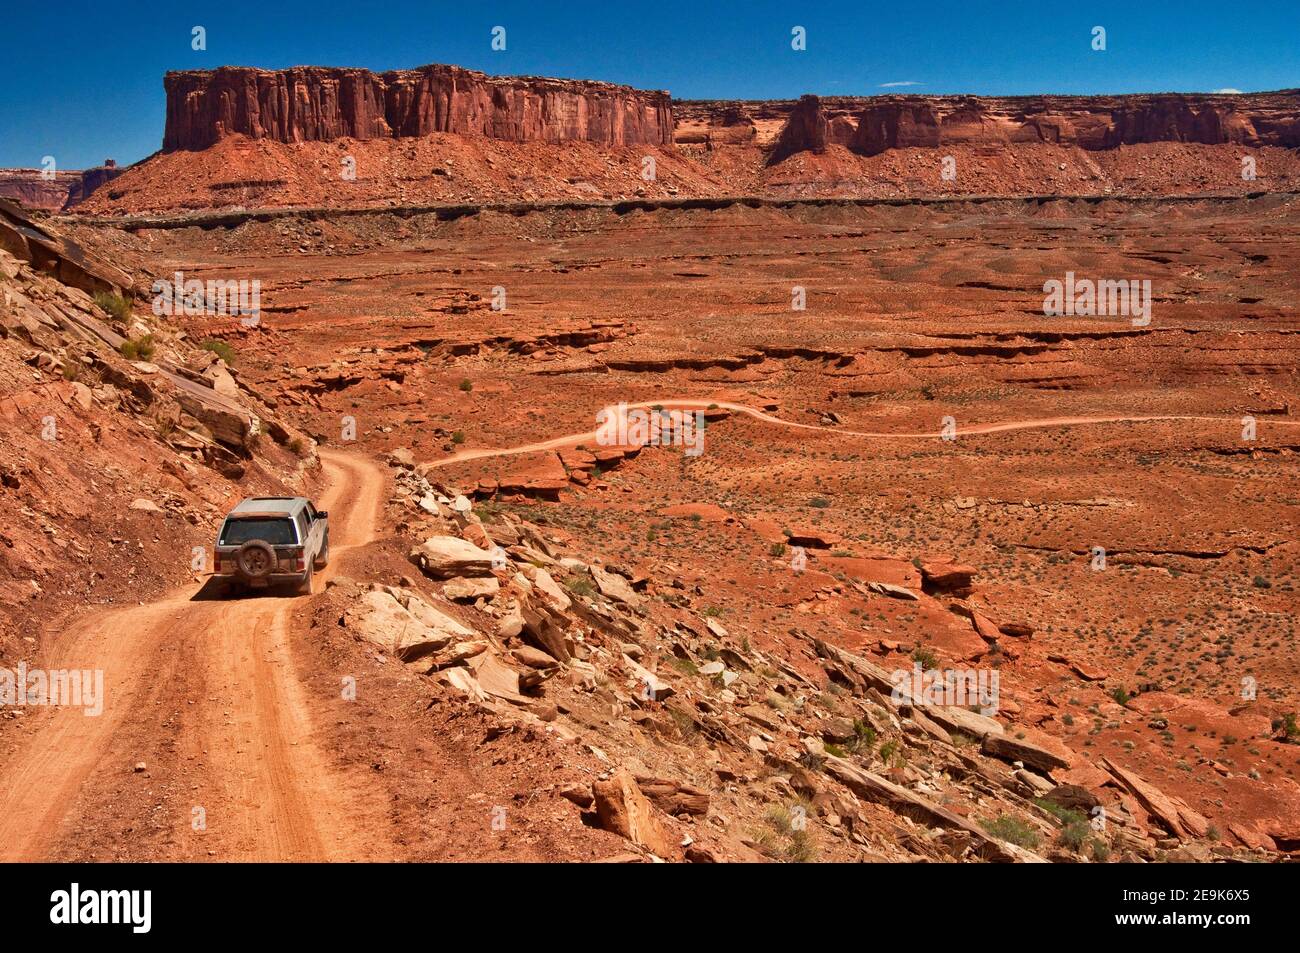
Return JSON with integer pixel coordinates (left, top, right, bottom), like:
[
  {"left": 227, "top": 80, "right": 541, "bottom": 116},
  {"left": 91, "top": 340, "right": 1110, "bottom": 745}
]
[{"left": 220, "top": 517, "right": 298, "bottom": 546}]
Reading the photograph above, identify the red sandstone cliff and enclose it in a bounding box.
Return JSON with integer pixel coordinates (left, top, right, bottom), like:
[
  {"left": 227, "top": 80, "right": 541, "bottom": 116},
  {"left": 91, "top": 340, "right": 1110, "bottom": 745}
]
[
  {"left": 0, "top": 171, "right": 81, "bottom": 211},
  {"left": 163, "top": 64, "right": 674, "bottom": 151},
  {"left": 679, "top": 91, "right": 1300, "bottom": 157},
  {"left": 0, "top": 165, "right": 125, "bottom": 211}
]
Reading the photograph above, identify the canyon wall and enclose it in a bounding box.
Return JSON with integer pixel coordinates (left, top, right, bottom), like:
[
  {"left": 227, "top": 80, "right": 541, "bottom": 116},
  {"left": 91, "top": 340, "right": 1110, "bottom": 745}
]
[
  {"left": 163, "top": 64, "right": 674, "bottom": 151},
  {"left": 0, "top": 171, "right": 81, "bottom": 211},
  {"left": 0, "top": 165, "right": 125, "bottom": 211},
  {"left": 680, "top": 91, "right": 1300, "bottom": 157}
]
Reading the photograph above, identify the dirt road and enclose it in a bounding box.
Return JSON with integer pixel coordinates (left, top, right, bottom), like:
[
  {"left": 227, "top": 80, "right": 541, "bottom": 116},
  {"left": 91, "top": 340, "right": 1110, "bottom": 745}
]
[
  {"left": 428, "top": 398, "right": 1300, "bottom": 468},
  {"left": 0, "top": 449, "right": 392, "bottom": 861}
]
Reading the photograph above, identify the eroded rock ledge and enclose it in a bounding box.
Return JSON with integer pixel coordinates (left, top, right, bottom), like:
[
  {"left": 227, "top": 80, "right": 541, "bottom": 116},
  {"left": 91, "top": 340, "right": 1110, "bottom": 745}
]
[{"left": 163, "top": 64, "right": 674, "bottom": 151}]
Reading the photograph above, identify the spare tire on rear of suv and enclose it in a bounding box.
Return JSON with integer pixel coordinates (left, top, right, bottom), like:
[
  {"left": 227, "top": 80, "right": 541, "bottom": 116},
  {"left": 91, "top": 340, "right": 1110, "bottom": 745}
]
[{"left": 236, "top": 540, "right": 276, "bottom": 579}]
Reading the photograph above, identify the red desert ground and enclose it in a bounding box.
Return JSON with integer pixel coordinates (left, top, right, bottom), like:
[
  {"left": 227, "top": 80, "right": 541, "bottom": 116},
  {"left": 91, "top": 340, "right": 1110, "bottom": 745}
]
[{"left": 1, "top": 60, "right": 1298, "bottom": 863}]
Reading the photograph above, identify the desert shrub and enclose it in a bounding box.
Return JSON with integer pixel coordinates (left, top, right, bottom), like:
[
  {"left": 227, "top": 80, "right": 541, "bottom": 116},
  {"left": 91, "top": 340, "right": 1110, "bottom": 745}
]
[
  {"left": 564, "top": 575, "right": 595, "bottom": 597},
  {"left": 200, "top": 339, "right": 236, "bottom": 364},
  {"left": 120, "top": 334, "right": 156, "bottom": 361},
  {"left": 912, "top": 645, "right": 939, "bottom": 669},
  {"left": 1034, "top": 799, "right": 1100, "bottom": 852},
  {"left": 846, "top": 719, "right": 877, "bottom": 755},
  {"left": 94, "top": 291, "right": 132, "bottom": 322},
  {"left": 669, "top": 657, "right": 699, "bottom": 676},
  {"left": 459, "top": 378, "right": 473, "bottom": 392},
  {"left": 755, "top": 802, "right": 818, "bottom": 863},
  {"left": 980, "top": 815, "right": 1041, "bottom": 849}
]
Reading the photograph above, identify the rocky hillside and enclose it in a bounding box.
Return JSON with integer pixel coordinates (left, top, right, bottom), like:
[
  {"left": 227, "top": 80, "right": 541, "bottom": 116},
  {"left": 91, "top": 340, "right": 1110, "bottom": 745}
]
[
  {"left": 0, "top": 199, "right": 312, "bottom": 657},
  {"left": 310, "top": 448, "right": 1287, "bottom": 862}
]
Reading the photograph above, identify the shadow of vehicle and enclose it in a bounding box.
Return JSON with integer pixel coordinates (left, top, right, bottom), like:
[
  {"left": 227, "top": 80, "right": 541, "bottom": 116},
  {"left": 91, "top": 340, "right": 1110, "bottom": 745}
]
[{"left": 189, "top": 576, "right": 304, "bottom": 602}]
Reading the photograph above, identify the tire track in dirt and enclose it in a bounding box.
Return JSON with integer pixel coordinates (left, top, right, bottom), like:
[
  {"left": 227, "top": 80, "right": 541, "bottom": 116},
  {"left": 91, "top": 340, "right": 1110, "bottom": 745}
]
[
  {"left": 0, "top": 599, "right": 194, "bottom": 861},
  {"left": 0, "top": 448, "right": 392, "bottom": 862},
  {"left": 176, "top": 448, "right": 392, "bottom": 861}
]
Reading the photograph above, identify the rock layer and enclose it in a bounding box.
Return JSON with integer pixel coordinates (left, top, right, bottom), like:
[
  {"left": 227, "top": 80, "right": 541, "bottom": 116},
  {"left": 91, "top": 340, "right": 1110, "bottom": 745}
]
[
  {"left": 682, "top": 91, "right": 1300, "bottom": 157},
  {"left": 163, "top": 64, "right": 674, "bottom": 151},
  {"left": 0, "top": 165, "right": 124, "bottom": 212}
]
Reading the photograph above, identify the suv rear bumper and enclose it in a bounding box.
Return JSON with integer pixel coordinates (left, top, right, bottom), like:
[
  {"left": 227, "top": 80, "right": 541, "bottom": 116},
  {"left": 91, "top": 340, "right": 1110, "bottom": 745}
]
[{"left": 215, "top": 571, "right": 310, "bottom": 586}]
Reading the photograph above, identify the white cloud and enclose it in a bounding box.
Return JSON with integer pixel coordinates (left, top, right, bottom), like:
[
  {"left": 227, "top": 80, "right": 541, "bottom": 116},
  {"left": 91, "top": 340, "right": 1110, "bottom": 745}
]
[
  {"left": 878, "top": 80, "right": 923, "bottom": 88},
  {"left": 1213, "top": 88, "right": 1243, "bottom": 95}
]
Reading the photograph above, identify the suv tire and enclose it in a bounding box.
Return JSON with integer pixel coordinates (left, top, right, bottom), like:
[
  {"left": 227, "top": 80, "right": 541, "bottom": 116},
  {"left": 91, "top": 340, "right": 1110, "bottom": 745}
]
[{"left": 236, "top": 540, "right": 276, "bottom": 580}]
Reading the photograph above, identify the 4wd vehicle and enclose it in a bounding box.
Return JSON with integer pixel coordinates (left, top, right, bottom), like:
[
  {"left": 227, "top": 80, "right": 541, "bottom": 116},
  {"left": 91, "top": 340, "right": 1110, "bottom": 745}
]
[{"left": 214, "top": 497, "right": 329, "bottom": 595}]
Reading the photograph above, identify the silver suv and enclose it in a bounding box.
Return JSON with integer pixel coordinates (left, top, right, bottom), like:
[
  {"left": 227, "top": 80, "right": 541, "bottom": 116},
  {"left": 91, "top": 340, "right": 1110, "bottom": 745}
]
[{"left": 214, "top": 497, "right": 329, "bottom": 595}]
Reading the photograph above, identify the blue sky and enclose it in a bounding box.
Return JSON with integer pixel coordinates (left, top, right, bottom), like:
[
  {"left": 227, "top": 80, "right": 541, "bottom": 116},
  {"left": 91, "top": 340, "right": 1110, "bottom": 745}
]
[{"left": 2, "top": 0, "right": 1297, "bottom": 169}]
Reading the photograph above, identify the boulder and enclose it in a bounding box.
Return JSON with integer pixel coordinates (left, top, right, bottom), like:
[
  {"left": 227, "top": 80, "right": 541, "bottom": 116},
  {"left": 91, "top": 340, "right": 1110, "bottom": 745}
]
[
  {"left": 919, "top": 556, "right": 977, "bottom": 595},
  {"left": 1101, "top": 757, "right": 1210, "bottom": 840},
  {"left": 591, "top": 565, "right": 641, "bottom": 607},
  {"left": 867, "top": 580, "right": 920, "bottom": 601},
  {"left": 521, "top": 602, "right": 572, "bottom": 664},
  {"left": 521, "top": 564, "right": 571, "bottom": 611},
  {"left": 592, "top": 768, "right": 675, "bottom": 857},
  {"left": 558, "top": 783, "right": 594, "bottom": 808},
  {"left": 622, "top": 654, "right": 674, "bottom": 700},
  {"left": 1042, "top": 784, "right": 1101, "bottom": 813},
  {"left": 511, "top": 645, "right": 560, "bottom": 669},
  {"left": 443, "top": 576, "right": 500, "bottom": 601},
  {"left": 468, "top": 652, "right": 530, "bottom": 704},
  {"left": 409, "top": 536, "right": 497, "bottom": 578},
  {"left": 969, "top": 610, "right": 1002, "bottom": 643},
  {"left": 347, "top": 588, "right": 475, "bottom": 661},
  {"left": 635, "top": 776, "right": 711, "bottom": 816},
  {"left": 982, "top": 729, "right": 1075, "bottom": 773},
  {"left": 387, "top": 447, "right": 415, "bottom": 468},
  {"left": 824, "top": 757, "right": 1045, "bottom": 863}
]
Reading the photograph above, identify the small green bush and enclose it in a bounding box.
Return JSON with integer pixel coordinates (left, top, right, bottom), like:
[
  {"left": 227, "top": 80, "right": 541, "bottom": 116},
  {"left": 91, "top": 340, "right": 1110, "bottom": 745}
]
[
  {"left": 980, "top": 815, "right": 1041, "bottom": 849},
  {"left": 847, "top": 719, "right": 877, "bottom": 754},
  {"left": 94, "top": 291, "right": 132, "bottom": 322},
  {"left": 120, "top": 334, "right": 156, "bottom": 361},
  {"left": 200, "top": 339, "right": 236, "bottom": 365},
  {"left": 564, "top": 576, "right": 595, "bottom": 597},
  {"left": 912, "top": 645, "right": 939, "bottom": 669}
]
